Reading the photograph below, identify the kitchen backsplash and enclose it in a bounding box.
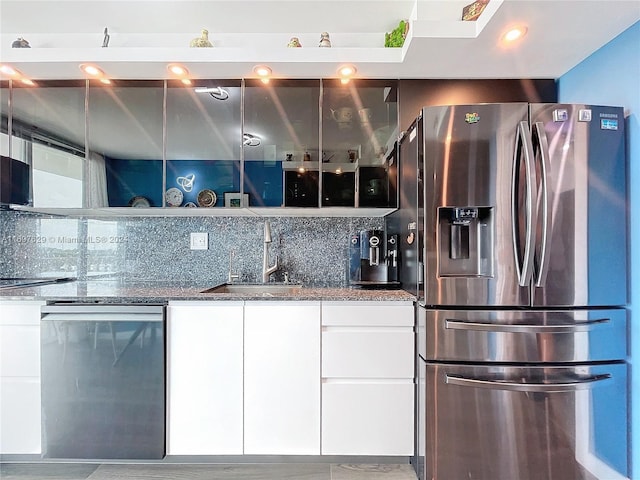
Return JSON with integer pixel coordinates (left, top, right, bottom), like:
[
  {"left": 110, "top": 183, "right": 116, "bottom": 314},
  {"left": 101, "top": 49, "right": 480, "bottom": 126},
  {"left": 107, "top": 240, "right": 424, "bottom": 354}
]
[{"left": 0, "top": 210, "right": 382, "bottom": 287}]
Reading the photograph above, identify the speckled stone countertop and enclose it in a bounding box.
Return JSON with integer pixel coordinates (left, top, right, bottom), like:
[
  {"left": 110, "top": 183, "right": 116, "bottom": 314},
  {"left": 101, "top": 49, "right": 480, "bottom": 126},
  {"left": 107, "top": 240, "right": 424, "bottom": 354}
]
[{"left": 0, "top": 279, "right": 415, "bottom": 303}]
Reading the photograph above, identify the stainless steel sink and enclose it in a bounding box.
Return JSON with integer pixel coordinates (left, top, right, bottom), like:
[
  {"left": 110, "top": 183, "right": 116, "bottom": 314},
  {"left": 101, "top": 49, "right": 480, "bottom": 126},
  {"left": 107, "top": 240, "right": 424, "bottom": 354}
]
[{"left": 201, "top": 283, "right": 304, "bottom": 294}]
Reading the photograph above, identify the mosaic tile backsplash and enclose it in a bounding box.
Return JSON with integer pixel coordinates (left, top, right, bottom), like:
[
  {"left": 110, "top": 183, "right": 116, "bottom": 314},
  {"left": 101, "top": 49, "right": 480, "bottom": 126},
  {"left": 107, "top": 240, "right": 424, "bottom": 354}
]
[{"left": 0, "top": 210, "right": 382, "bottom": 287}]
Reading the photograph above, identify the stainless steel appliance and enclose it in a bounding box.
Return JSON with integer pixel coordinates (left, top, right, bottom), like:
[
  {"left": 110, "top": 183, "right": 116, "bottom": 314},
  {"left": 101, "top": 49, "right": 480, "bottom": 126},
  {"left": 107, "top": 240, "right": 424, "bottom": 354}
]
[
  {"left": 40, "top": 303, "right": 166, "bottom": 460},
  {"left": 407, "top": 103, "right": 628, "bottom": 480},
  {"left": 349, "top": 229, "right": 399, "bottom": 286}
]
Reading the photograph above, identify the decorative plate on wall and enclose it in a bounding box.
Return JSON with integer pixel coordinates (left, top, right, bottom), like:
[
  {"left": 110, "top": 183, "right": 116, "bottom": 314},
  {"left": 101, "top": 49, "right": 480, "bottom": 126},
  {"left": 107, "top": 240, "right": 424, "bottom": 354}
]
[
  {"left": 165, "top": 187, "right": 184, "bottom": 207},
  {"left": 128, "top": 195, "right": 151, "bottom": 208},
  {"left": 197, "top": 189, "right": 217, "bottom": 207}
]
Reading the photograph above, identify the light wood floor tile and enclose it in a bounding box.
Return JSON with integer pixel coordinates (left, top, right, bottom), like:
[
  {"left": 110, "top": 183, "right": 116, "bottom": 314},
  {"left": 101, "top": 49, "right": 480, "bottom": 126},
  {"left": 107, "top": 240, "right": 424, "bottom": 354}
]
[
  {"left": 0, "top": 463, "right": 99, "bottom": 480},
  {"left": 87, "top": 463, "right": 331, "bottom": 480},
  {"left": 331, "top": 464, "right": 417, "bottom": 480}
]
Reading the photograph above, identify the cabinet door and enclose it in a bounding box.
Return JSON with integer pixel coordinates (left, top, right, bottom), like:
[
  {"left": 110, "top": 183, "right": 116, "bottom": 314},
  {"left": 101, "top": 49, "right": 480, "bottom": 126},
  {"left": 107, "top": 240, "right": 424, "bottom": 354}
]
[
  {"left": 166, "top": 80, "right": 242, "bottom": 209},
  {"left": 0, "top": 377, "right": 41, "bottom": 454},
  {"left": 89, "top": 80, "right": 164, "bottom": 207},
  {"left": 244, "top": 79, "right": 320, "bottom": 207},
  {"left": 244, "top": 301, "right": 321, "bottom": 454},
  {"left": 167, "top": 302, "right": 243, "bottom": 455},
  {"left": 0, "top": 301, "right": 44, "bottom": 454},
  {"left": 322, "top": 382, "right": 414, "bottom": 456},
  {"left": 322, "top": 79, "right": 398, "bottom": 207},
  {"left": 10, "top": 81, "right": 85, "bottom": 208}
]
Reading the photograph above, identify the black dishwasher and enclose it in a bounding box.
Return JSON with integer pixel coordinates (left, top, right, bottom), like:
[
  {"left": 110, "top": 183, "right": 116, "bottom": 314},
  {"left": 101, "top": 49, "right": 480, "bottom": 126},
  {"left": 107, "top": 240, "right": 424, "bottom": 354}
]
[{"left": 40, "top": 303, "right": 166, "bottom": 460}]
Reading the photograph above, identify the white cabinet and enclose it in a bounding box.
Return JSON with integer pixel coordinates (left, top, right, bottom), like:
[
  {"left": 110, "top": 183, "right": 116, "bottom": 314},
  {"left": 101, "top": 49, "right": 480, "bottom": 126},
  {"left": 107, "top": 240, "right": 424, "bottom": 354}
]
[
  {"left": 0, "top": 300, "right": 44, "bottom": 454},
  {"left": 321, "top": 301, "right": 414, "bottom": 456},
  {"left": 167, "top": 302, "right": 244, "bottom": 455},
  {"left": 244, "top": 301, "right": 321, "bottom": 455}
]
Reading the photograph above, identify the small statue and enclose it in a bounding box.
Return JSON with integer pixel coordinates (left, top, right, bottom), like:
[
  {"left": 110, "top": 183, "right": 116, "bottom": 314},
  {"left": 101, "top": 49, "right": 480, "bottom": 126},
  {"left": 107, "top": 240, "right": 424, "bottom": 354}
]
[
  {"left": 11, "top": 37, "right": 30, "bottom": 48},
  {"left": 287, "top": 37, "right": 302, "bottom": 48},
  {"left": 190, "top": 29, "right": 213, "bottom": 48},
  {"left": 318, "top": 32, "right": 331, "bottom": 47},
  {"left": 102, "top": 27, "right": 110, "bottom": 48}
]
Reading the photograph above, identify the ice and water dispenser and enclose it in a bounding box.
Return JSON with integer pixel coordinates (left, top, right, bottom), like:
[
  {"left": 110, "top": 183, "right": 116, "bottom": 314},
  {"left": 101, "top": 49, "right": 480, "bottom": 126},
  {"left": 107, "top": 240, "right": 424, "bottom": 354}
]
[{"left": 438, "top": 207, "right": 493, "bottom": 277}]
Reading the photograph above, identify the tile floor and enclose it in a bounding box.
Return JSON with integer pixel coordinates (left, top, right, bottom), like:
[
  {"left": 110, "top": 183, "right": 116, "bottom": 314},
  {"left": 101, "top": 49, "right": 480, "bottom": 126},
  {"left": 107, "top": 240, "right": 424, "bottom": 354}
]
[{"left": 0, "top": 463, "right": 418, "bottom": 480}]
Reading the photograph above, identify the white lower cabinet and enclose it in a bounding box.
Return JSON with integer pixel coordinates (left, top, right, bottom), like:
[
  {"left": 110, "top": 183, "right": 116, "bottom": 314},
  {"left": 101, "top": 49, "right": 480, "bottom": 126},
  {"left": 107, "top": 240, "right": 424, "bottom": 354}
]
[
  {"left": 322, "top": 382, "right": 414, "bottom": 455},
  {"left": 321, "top": 301, "right": 415, "bottom": 456},
  {"left": 167, "top": 299, "right": 412, "bottom": 457},
  {"left": 244, "top": 301, "right": 321, "bottom": 455},
  {"left": 0, "top": 300, "right": 44, "bottom": 455},
  {"left": 167, "top": 302, "right": 244, "bottom": 455}
]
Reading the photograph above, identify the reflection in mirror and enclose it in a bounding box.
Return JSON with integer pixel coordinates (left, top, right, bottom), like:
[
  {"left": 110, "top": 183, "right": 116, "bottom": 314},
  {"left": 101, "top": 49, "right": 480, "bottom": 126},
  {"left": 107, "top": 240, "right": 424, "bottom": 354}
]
[
  {"left": 10, "top": 80, "right": 86, "bottom": 208},
  {"left": 322, "top": 79, "right": 398, "bottom": 207},
  {"left": 1, "top": 81, "right": 9, "bottom": 158},
  {"left": 244, "top": 79, "right": 320, "bottom": 207},
  {"left": 166, "top": 79, "right": 241, "bottom": 208},
  {"left": 89, "top": 80, "right": 164, "bottom": 207}
]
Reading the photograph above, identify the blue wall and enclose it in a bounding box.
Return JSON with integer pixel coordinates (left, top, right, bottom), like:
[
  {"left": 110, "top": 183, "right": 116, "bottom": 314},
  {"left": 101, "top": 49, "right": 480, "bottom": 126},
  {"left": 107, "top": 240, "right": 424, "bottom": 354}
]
[
  {"left": 105, "top": 159, "right": 285, "bottom": 207},
  {"left": 559, "top": 20, "right": 640, "bottom": 478}
]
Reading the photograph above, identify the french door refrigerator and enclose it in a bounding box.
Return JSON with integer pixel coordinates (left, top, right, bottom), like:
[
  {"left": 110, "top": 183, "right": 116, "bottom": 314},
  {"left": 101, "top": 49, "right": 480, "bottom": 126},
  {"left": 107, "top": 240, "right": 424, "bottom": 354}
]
[{"left": 412, "top": 103, "right": 628, "bottom": 480}]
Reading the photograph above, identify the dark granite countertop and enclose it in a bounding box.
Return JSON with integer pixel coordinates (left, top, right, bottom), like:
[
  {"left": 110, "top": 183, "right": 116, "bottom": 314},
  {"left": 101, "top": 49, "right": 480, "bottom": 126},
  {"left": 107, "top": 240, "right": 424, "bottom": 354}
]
[{"left": 0, "top": 279, "right": 415, "bottom": 303}]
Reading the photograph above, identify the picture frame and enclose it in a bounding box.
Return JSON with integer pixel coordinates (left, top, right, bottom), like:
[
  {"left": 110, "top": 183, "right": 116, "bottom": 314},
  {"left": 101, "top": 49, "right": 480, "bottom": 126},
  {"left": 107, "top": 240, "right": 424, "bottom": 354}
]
[{"left": 224, "top": 192, "right": 249, "bottom": 207}]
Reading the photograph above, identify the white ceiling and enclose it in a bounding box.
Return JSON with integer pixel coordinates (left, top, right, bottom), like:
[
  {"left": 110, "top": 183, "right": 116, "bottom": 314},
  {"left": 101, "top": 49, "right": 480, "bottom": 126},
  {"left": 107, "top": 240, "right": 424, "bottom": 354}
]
[{"left": 1, "top": 0, "right": 639, "bottom": 80}]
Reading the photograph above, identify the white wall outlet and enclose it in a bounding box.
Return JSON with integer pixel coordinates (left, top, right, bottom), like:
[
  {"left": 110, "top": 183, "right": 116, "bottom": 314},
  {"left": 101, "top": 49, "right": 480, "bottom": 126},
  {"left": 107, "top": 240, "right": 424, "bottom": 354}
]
[{"left": 190, "top": 232, "right": 208, "bottom": 250}]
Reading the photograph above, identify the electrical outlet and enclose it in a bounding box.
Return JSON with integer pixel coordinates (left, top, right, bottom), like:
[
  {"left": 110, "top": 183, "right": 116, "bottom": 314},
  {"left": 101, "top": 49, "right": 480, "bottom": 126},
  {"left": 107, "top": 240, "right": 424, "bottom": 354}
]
[{"left": 190, "top": 232, "right": 208, "bottom": 250}]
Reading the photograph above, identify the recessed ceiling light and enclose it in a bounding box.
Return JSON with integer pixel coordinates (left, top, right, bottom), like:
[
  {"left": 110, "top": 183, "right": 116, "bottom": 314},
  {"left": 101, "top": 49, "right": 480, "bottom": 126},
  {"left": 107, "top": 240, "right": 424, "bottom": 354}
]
[
  {"left": 80, "top": 64, "right": 103, "bottom": 77},
  {"left": 338, "top": 64, "right": 357, "bottom": 77},
  {"left": 502, "top": 26, "right": 528, "bottom": 44},
  {"left": 253, "top": 65, "right": 272, "bottom": 77},
  {"left": 0, "top": 64, "right": 18, "bottom": 76},
  {"left": 167, "top": 64, "right": 189, "bottom": 76}
]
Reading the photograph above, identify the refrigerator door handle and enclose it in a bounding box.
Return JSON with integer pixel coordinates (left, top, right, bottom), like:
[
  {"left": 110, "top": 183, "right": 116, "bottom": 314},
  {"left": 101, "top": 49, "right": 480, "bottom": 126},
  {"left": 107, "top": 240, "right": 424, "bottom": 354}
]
[
  {"left": 445, "top": 373, "right": 611, "bottom": 392},
  {"left": 444, "top": 318, "right": 610, "bottom": 333},
  {"left": 532, "top": 121, "right": 553, "bottom": 287},
  {"left": 512, "top": 121, "right": 537, "bottom": 287}
]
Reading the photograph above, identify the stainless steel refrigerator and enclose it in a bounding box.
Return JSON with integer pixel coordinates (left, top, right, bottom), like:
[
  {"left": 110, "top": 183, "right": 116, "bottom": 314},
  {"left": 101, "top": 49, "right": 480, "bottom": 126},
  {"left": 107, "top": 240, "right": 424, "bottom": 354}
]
[{"left": 408, "top": 103, "right": 628, "bottom": 480}]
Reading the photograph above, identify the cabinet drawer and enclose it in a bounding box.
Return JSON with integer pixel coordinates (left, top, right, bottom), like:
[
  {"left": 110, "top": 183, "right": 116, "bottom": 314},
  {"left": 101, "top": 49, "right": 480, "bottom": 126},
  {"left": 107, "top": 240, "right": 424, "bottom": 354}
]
[
  {"left": 0, "top": 301, "right": 44, "bottom": 326},
  {"left": 0, "top": 325, "right": 41, "bottom": 377},
  {"left": 322, "top": 382, "right": 414, "bottom": 456},
  {"left": 322, "top": 329, "right": 413, "bottom": 378},
  {"left": 322, "top": 302, "right": 414, "bottom": 327}
]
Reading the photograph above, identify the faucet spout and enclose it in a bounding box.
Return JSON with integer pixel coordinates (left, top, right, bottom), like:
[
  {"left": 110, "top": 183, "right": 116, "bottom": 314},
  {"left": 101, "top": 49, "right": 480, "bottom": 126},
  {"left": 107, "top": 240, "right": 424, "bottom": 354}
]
[{"left": 262, "top": 220, "right": 278, "bottom": 283}]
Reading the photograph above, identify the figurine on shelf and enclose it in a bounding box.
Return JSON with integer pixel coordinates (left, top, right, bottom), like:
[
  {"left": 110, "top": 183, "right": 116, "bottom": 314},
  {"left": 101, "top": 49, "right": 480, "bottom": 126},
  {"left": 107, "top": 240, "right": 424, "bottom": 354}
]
[
  {"left": 190, "top": 29, "right": 213, "bottom": 48},
  {"left": 318, "top": 32, "right": 331, "bottom": 47},
  {"left": 11, "top": 37, "right": 31, "bottom": 48},
  {"left": 287, "top": 37, "right": 302, "bottom": 48},
  {"left": 102, "top": 27, "right": 110, "bottom": 48},
  {"left": 462, "top": 0, "right": 490, "bottom": 21}
]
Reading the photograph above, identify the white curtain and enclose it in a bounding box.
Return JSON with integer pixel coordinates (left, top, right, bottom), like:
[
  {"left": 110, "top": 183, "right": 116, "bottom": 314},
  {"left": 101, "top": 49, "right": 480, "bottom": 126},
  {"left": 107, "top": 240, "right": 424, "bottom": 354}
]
[{"left": 86, "top": 151, "right": 109, "bottom": 208}]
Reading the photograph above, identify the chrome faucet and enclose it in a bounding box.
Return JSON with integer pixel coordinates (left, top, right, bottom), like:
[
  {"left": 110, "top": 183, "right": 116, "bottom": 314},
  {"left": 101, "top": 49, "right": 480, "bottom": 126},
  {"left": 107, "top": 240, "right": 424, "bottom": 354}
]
[
  {"left": 228, "top": 249, "right": 240, "bottom": 283},
  {"left": 262, "top": 220, "right": 278, "bottom": 283}
]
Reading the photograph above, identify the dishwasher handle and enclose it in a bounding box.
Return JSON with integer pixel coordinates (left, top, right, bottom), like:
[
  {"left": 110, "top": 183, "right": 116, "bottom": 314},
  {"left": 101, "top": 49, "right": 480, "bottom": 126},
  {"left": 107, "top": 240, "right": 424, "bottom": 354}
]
[{"left": 41, "top": 304, "right": 164, "bottom": 322}]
